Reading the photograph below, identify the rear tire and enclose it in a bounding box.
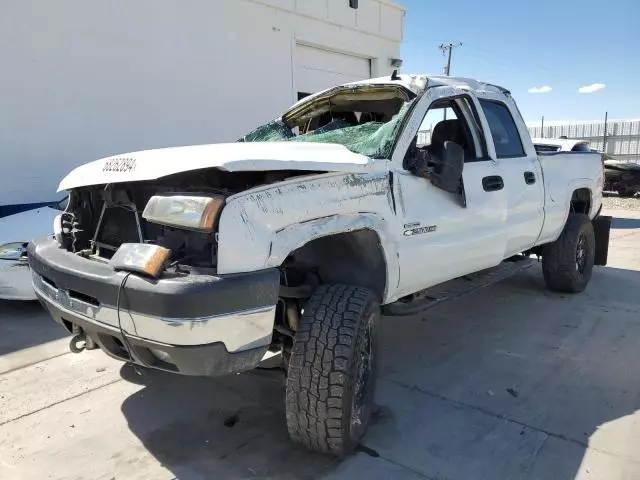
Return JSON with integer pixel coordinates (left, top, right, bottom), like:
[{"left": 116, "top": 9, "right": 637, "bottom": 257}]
[
  {"left": 542, "top": 213, "right": 595, "bottom": 293},
  {"left": 619, "top": 188, "right": 636, "bottom": 198},
  {"left": 285, "top": 284, "right": 379, "bottom": 456}
]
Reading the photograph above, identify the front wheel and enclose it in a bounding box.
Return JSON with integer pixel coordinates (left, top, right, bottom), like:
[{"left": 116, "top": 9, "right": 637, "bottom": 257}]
[
  {"left": 542, "top": 213, "right": 595, "bottom": 293},
  {"left": 285, "top": 284, "right": 379, "bottom": 456}
]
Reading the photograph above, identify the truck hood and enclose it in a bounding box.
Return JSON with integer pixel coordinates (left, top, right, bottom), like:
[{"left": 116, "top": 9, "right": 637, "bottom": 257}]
[{"left": 58, "top": 142, "right": 379, "bottom": 191}]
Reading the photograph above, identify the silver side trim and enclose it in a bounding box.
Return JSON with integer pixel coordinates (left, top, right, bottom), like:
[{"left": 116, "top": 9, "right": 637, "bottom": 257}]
[{"left": 32, "top": 272, "right": 275, "bottom": 352}]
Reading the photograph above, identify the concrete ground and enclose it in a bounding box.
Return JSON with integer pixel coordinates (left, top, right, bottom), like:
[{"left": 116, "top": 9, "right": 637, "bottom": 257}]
[{"left": 2, "top": 205, "right": 640, "bottom": 480}]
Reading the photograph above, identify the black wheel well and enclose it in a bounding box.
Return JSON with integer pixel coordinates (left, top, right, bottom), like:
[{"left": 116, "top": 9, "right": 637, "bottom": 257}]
[
  {"left": 571, "top": 188, "right": 591, "bottom": 215},
  {"left": 283, "top": 230, "right": 387, "bottom": 301}
]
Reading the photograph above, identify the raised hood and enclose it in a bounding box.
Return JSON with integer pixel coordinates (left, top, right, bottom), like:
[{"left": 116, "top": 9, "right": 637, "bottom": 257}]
[{"left": 58, "top": 142, "right": 378, "bottom": 191}]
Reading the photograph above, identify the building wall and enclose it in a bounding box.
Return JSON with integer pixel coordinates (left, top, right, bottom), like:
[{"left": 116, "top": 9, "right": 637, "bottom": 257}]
[{"left": 0, "top": 0, "right": 404, "bottom": 210}]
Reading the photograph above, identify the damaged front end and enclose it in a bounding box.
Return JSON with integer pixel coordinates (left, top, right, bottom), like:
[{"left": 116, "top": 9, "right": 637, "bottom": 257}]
[
  {"left": 29, "top": 168, "right": 324, "bottom": 375},
  {"left": 32, "top": 79, "right": 414, "bottom": 376},
  {"left": 56, "top": 168, "right": 313, "bottom": 269}
]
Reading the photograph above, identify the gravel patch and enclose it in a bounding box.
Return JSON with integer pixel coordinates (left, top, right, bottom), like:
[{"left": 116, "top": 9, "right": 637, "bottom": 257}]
[{"left": 603, "top": 194, "right": 640, "bottom": 211}]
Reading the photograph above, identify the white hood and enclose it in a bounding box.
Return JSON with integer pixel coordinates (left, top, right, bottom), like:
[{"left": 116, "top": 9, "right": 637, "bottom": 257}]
[{"left": 58, "top": 142, "right": 378, "bottom": 191}]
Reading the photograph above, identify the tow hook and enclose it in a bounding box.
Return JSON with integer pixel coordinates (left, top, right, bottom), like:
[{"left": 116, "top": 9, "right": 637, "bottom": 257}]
[
  {"left": 69, "top": 334, "right": 87, "bottom": 353},
  {"left": 69, "top": 324, "right": 98, "bottom": 353}
]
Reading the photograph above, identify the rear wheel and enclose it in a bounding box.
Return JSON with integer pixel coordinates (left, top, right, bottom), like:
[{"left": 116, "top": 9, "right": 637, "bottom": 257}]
[
  {"left": 542, "top": 213, "right": 595, "bottom": 293},
  {"left": 285, "top": 284, "right": 379, "bottom": 456}
]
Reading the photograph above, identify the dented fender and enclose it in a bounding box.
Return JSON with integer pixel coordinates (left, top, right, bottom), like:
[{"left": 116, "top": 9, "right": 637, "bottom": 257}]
[
  {"left": 267, "top": 213, "right": 400, "bottom": 302},
  {"left": 216, "top": 171, "right": 400, "bottom": 302}
]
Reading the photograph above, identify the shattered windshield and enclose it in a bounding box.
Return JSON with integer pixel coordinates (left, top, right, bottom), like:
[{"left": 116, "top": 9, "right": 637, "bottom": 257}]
[{"left": 239, "top": 86, "right": 414, "bottom": 159}]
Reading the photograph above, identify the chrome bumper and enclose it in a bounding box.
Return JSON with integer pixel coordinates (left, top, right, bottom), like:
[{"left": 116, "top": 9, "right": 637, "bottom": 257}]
[{"left": 32, "top": 271, "right": 276, "bottom": 352}]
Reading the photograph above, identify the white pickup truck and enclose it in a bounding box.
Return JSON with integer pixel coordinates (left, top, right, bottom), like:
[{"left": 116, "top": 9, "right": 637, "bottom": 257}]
[{"left": 30, "top": 73, "right": 611, "bottom": 456}]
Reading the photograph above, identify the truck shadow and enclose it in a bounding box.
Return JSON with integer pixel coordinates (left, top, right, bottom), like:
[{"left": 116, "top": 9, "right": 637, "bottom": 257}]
[
  {"left": 0, "top": 300, "right": 68, "bottom": 356},
  {"left": 119, "top": 364, "right": 338, "bottom": 479},
  {"left": 371, "top": 264, "right": 640, "bottom": 479},
  {"left": 119, "top": 264, "right": 640, "bottom": 479}
]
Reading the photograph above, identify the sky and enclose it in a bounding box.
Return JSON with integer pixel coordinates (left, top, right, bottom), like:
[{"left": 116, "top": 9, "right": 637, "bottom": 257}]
[{"left": 399, "top": 0, "right": 640, "bottom": 123}]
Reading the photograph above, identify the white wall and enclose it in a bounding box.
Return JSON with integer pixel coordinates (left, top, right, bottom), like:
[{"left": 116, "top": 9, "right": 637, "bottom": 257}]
[{"left": 0, "top": 0, "right": 404, "bottom": 206}]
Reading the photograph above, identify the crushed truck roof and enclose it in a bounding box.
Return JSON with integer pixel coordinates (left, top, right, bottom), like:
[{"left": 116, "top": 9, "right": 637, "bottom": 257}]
[{"left": 295, "top": 73, "right": 511, "bottom": 103}]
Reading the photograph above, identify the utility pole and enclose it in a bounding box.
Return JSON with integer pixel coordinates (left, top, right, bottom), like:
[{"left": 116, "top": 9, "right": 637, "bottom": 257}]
[
  {"left": 439, "top": 43, "right": 461, "bottom": 120},
  {"left": 541, "top": 116, "right": 544, "bottom": 138},
  {"left": 439, "top": 42, "right": 462, "bottom": 76}
]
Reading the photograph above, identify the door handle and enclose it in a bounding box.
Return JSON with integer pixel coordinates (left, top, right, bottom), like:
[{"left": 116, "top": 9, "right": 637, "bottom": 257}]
[
  {"left": 524, "top": 171, "right": 536, "bottom": 185},
  {"left": 482, "top": 175, "right": 504, "bottom": 192}
]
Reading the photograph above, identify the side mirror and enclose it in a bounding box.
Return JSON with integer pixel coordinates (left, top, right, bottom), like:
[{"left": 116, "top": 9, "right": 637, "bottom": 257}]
[{"left": 430, "top": 141, "right": 464, "bottom": 194}]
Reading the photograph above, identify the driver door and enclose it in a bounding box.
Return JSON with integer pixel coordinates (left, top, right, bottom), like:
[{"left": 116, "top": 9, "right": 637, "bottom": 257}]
[{"left": 391, "top": 88, "right": 508, "bottom": 297}]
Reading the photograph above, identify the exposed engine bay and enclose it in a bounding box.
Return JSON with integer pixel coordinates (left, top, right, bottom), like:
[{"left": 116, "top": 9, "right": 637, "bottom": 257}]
[{"left": 58, "top": 168, "right": 318, "bottom": 268}]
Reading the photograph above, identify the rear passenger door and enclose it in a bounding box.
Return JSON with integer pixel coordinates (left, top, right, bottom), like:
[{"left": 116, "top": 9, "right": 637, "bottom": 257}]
[{"left": 477, "top": 95, "right": 545, "bottom": 257}]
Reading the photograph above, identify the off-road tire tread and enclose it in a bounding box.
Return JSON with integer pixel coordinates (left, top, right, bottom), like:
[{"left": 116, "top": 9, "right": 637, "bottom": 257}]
[
  {"left": 286, "top": 284, "right": 377, "bottom": 456},
  {"left": 542, "top": 213, "right": 595, "bottom": 293}
]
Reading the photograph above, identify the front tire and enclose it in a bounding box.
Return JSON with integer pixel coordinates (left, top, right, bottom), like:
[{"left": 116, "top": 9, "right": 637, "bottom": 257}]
[
  {"left": 542, "top": 213, "right": 595, "bottom": 293},
  {"left": 285, "top": 284, "right": 379, "bottom": 456}
]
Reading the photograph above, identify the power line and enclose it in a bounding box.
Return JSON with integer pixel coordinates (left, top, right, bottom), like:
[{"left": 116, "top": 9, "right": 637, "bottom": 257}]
[{"left": 438, "top": 42, "right": 462, "bottom": 76}]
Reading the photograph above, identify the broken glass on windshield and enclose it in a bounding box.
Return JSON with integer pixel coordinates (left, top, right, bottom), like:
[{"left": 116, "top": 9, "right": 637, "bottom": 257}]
[{"left": 238, "top": 86, "right": 415, "bottom": 159}]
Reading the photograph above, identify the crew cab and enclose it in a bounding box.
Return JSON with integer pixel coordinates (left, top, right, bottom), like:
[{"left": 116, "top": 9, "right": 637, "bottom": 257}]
[{"left": 30, "top": 73, "right": 611, "bottom": 456}]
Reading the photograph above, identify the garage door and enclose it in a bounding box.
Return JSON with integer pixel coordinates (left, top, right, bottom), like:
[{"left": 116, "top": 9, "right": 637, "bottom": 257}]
[{"left": 295, "top": 44, "right": 371, "bottom": 98}]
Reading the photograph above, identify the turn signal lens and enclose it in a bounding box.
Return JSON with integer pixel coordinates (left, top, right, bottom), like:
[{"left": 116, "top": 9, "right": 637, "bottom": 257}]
[{"left": 142, "top": 195, "right": 224, "bottom": 233}]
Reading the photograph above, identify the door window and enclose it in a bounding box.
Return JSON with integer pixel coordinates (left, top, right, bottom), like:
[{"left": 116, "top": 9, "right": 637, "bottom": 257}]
[
  {"left": 479, "top": 100, "right": 525, "bottom": 158},
  {"left": 414, "top": 99, "right": 478, "bottom": 161},
  {"left": 417, "top": 106, "right": 458, "bottom": 148}
]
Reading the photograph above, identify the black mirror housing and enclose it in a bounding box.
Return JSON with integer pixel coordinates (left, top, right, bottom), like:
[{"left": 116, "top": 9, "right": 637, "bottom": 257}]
[{"left": 430, "top": 141, "right": 464, "bottom": 194}]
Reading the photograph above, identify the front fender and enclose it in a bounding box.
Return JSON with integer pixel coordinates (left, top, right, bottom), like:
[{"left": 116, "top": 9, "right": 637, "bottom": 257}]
[
  {"left": 216, "top": 171, "right": 398, "bottom": 290},
  {"left": 266, "top": 213, "right": 399, "bottom": 302}
]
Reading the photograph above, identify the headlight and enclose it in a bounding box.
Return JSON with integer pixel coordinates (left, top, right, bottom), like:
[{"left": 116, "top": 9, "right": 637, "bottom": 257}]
[
  {"left": 0, "top": 242, "right": 28, "bottom": 261},
  {"left": 142, "top": 195, "right": 224, "bottom": 233}
]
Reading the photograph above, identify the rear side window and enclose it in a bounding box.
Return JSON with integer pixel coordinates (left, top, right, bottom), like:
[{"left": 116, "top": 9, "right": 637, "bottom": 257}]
[{"left": 479, "top": 100, "right": 525, "bottom": 158}]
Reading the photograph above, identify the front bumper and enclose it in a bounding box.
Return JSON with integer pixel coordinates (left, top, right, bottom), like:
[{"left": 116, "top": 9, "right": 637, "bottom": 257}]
[{"left": 28, "top": 238, "right": 280, "bottom": 376}]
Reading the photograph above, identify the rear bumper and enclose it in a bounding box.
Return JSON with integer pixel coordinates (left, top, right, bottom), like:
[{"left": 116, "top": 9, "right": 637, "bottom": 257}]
[{"left": 29, "top": 237, "right": 280, "bottom": 376}]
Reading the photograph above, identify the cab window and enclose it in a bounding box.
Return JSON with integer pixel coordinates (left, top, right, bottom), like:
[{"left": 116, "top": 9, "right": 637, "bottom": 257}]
[
  {"left": 479, "top": 100, "right": 525, "bottom": 158},
  {"left": 414, "top": 99, "right": 478, "bottom": 161}
]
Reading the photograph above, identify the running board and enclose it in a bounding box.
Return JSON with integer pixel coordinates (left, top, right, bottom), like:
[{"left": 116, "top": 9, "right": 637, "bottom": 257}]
[{"left": 382, "top": 258, "right": 535, "bottom": 317}]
